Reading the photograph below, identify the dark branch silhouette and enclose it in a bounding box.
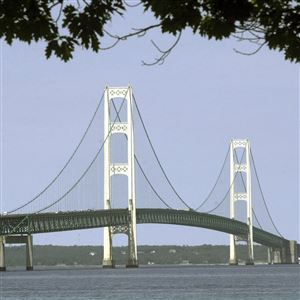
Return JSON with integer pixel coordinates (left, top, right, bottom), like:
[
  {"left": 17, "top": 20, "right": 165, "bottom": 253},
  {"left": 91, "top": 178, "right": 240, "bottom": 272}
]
[{"left": 0, "top": 0, "right": 299, "bottom": 63}]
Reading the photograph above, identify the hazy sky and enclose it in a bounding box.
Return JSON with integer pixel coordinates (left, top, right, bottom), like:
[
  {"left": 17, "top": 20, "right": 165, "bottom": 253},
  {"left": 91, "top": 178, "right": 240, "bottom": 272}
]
[{"left": 1, "top": 7, "right": 299, "bottom": 246}]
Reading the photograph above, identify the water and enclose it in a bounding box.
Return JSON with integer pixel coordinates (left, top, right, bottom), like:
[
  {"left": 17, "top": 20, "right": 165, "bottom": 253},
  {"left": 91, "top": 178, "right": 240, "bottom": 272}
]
[{"left": 0, "top": 265, "right": 299, "bottom": 300}]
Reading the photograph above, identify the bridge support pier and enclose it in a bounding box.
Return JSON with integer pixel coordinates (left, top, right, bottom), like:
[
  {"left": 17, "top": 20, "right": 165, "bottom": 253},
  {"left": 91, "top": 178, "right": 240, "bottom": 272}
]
[
  {"left": 267, "top": 247, "right": 273, "bottom": 264},
  {"left": 269, "top": 241, "right": 298, "bottom": 264},
  {"left": 126, "top": 225, "right": 138, "bottom": 268},
  {"left": 102, "top": 227, "right": 115, "bottom": 268},
  {"left": 102, "top": 259, "right": 115, "bottom": 268},
  {"left": 0, "top": 236, "right": 6, "bottom": 271},
  {"left": 0, "top": 235, "right": 33, "bottom": 271},
  {"left": 279, "top": 240, "right": 298, "bottom": 264},
  {"left": 229, "top": 236, "right": 238, "bottom": 265},
  {"left": 102, "top": 86, "right": 138, "bottom": 268},
  {"left": 287, "top": 240, "right": 298, "bottom": 264},
  {"left": 102, "top": 260, "right": 115, "bottom": 268},
  {"left": 26, "top": 235, "right": 33, "bottom": 271},
  {"left": 273, "top": 249, "right": 282, "bottom": 264},
  {"left": 245, "top": 232, "right": 254, "bottom": 265},
  {"left": 229, "top": 139, "right": 254, "bottom": 266}
]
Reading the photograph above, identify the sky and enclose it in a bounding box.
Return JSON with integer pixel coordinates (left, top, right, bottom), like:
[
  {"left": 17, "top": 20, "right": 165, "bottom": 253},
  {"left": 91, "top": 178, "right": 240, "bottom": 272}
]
[{"left": 0, "top": 6, "right": 299, "bottom": 247}]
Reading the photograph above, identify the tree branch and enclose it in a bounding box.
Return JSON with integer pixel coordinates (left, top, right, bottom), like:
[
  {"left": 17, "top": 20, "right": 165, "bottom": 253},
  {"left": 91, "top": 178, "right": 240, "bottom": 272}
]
[
  {"left": 104, "top": 23, "right": 162, "bottom": 41},
  {"left": 233, "top": 41, "right": 267, "bottom": 56},
  {"left": 55, "top": 0, "right": 64, "bottom": 23},
  {"left": 49, "top": 1, "right": 61, "bottom": 10},
  {"left": 142, "top": 32, "right": 182, "bottom": 66},
  {"left": 99, "top": 39, "right": 120, "bottom": 50},
  {"left": 123, "top": 0, "right": 142, "bottom": 8}
]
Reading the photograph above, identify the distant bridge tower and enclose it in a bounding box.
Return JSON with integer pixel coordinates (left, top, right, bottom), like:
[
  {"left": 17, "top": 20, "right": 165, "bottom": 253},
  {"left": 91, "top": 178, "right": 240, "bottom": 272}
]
[
  {"left": 229, "top": 139, "right": 254, "bottom": 265},
  {"left": 102, "top": 86, "right": 138, "bottom": 268}
]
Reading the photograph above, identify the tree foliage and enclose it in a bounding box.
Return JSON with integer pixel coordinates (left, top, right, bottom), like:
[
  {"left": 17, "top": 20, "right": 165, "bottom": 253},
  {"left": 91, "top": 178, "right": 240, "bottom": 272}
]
[
  {"left": 0, "top": 0, "right": 299, "bottom": 63},
  {"left": 6, "top": 244, "right": 269, "bottom": 266}
]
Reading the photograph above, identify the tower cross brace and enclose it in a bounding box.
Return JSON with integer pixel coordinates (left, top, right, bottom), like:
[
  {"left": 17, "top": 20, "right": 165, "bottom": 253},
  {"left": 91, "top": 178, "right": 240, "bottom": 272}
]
[
  {"left": 229, "top": 139, "right": 254, "bottom": 265},
  {"left": 102, "top": 86, "right": 138, "bottom": 268}
]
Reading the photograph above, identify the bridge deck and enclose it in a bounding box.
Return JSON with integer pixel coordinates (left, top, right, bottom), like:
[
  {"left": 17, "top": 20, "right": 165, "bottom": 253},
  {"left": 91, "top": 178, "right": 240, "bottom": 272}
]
[{"left": 0, "top": 209, "right": 288, "bottom": 248}]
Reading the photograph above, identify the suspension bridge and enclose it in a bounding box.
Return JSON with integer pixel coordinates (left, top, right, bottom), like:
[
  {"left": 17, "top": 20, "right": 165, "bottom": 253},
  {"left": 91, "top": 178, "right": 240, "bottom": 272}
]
[{"left": 0, "top": 86, "right": 298, "bottom": 270}]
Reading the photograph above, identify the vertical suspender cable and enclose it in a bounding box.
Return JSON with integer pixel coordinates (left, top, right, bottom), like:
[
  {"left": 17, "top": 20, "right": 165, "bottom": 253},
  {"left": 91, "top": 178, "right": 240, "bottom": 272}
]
[
  {"left": 195, "top": 146, "right": 230, "bottom": 211},
  {"left": 8, "top": 94, "right": 104, "bottom": 214},
  {"left": 250, "top": 150, "right": 283, "bottom": 237},
  {"left": 205, "top": 148, "right": 246, "bottom": 214},
  {"left": 133, "top": 94, "right": 192, "bottom": 210},
  {"left": 232, "top": 149, "right": 263, "bottom": 229},
  {"left": 111, "top": 99, "right": 172, "bottom": 209}
]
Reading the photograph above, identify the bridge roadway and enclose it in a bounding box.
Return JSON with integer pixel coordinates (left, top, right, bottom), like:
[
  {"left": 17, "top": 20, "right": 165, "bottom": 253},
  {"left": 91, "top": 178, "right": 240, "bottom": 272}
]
[{"left": 0, "top": 208, "right": 288, "bottom": 249}]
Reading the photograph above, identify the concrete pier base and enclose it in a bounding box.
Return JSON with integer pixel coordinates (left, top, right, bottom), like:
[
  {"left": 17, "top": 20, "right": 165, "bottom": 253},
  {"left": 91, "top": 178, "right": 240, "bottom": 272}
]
[
  {"left": 281, "top": 240, "right": 299, "bottom": 264},
  {"left": 102, "top": 259, "right": 115, "bottom": 268},
  {"left": 245, "top": 259, "right": 254, "bottom": 265},
  {"left": 126, "top": 259, "right": 139, "bottom": 268},
  {"left": 267, "top": 247, "right": 273, "bottom": 265},
  {"left": 229, "top": 259, "right": 238, "bottom": 266},
  {"left": 273, "top": 249, "right": 282, "bottom": 264},
  {"left": 26, "top": 235, "right": 33, "bottom": 271},
  {"left": 271, "top": 241, "right": 299, "bottom": 264},
  {"left": 288, "top": 240, "right": 298, "bottom": 264},
  {"left": 1, "top": 234, "right": 34, "bottom": 271},
  {"left": 0, "top": 236, "right": 6, "bottom": 272}
]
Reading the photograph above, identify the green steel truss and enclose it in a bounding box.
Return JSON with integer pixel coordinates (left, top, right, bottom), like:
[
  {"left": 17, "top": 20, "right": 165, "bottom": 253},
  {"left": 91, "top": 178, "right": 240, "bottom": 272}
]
[{"left": 0, "top": 209, "right": 287, "bottom": 248}]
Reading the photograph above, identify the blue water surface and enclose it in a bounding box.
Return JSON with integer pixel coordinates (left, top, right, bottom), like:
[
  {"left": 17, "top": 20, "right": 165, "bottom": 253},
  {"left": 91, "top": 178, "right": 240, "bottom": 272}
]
[{"left": 0, "top": 264, "right": 299, "bottom": 300}]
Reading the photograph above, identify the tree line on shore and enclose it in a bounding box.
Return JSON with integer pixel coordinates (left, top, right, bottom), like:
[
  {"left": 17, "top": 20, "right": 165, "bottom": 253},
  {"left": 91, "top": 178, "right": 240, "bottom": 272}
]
[{"left": 6, "top": 244, "right": 269, "bottom": 266}]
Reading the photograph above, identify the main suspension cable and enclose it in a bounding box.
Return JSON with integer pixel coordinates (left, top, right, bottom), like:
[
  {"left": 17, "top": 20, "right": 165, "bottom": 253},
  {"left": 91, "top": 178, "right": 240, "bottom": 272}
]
[
  {"left": 250, "top": 149, "right": 283, "bottom": 237},
  {"left": 252, "top": 208, "right": 263, "bottom": 229},
  {"left": 204, "top": 148, "right": 246, "bottom": 214},
  {"left": 195, "top": 146, "right": 230, "bottom": 211},
  {"left": 111, "top": 99, "right": 172, "bottom": 209},
  {"left": 133, "top": 94, "right": 192, "bottom": 210},
  {"left": 232, "top": 149, "right": 263, "bottom": 229},
  {"left": 35, "top": 91, "right": 128, "bottom": 213},
  {"left": 8, "top": 94, "right": 104, "bottom": 214}
]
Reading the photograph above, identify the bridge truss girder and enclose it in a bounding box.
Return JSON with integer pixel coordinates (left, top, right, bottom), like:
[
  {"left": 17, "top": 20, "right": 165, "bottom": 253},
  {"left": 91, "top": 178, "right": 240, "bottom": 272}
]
[{"left": 0, "top": 209, "right": 289, "bottom": 250}]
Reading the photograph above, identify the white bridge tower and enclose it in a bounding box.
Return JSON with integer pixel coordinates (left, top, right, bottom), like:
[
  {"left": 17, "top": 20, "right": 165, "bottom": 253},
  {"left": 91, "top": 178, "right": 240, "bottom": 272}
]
[
  {"left": 102, "top": 86, "right": 138, "bottom": 268},
  {"left": 229, "top": 139, "right": 254, "bottom": 265}
]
